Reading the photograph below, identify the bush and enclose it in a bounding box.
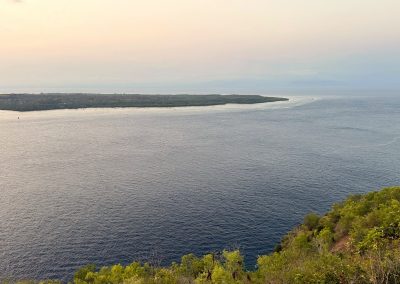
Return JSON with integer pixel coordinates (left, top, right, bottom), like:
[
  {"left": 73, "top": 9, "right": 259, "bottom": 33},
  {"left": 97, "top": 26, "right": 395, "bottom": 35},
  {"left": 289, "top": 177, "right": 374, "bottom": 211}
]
[
  {"left": 15, "top": 187, "right": 400, "bottom": 284},
  {"left": 303, "top": 213, "right": 320, "bottom": 230}
]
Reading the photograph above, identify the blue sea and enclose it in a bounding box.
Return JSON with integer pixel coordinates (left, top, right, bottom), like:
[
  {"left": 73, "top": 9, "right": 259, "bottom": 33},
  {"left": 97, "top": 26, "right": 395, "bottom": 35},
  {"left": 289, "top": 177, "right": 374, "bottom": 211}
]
[{"left": 1, "top": 95, "right": 399, "bottom": 282}]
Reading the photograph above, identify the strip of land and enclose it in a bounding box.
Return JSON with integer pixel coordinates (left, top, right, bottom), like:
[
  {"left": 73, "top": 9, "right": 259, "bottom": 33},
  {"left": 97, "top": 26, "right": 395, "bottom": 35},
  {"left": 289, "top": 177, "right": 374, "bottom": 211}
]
[{"left": 0, "top": 93, "right": 288, "bottom": 112}]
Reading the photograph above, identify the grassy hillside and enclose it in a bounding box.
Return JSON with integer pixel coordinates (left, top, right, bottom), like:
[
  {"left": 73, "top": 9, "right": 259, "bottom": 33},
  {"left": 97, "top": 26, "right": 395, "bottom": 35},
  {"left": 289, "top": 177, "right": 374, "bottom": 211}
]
[
  {"left": 10, "top": 186, "right": 400, "bottom": 283},
  {"left": 0, "top": 94, "right": 287, "bottom": 112}
]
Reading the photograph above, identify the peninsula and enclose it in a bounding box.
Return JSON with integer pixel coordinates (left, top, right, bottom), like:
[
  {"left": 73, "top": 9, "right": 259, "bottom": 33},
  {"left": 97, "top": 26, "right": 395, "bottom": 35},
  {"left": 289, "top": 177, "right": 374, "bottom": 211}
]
[{"left": 0, "top": 94, "right": 288, "bottom": 112}]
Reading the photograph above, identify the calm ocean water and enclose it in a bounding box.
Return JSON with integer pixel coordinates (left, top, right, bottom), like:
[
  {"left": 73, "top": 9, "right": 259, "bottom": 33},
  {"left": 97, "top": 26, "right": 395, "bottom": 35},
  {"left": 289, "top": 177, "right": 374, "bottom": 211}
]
[{"left": 1, "top": 95, "right": 400, "bottom": 281}]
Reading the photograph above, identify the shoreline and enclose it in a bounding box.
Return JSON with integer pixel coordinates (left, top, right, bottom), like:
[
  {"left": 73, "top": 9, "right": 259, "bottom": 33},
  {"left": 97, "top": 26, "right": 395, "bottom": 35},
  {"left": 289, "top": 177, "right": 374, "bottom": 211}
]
[
  {"left": 0, "top": 96, "right": 318, "bottom": 120},
  {"left": 0, "top": 94, "right": 287, "bottom": 112}
]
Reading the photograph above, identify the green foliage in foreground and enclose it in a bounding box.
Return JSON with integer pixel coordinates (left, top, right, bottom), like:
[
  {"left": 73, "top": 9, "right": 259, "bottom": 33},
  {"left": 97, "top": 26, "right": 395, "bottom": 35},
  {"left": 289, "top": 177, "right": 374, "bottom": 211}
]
[{"left": 13, "top": 187, "right": 400, "bottom": 283}]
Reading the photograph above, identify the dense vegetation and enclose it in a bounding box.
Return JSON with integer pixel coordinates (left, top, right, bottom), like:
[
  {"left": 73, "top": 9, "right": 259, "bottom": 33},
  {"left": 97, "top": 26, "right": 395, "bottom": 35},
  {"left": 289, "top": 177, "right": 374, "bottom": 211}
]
[
  {"left": 9, "top": 186, "right": 400, "bottom": 283},
  {"left": 0, "top": 94, "right": 288, "bottom": 111}
]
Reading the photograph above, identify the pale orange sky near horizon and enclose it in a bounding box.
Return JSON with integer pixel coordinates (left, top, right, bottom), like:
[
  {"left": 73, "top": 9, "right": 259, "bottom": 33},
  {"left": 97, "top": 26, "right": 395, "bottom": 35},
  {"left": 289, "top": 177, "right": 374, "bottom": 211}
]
[{"left": 1, "top": 0, "right": 399, "bottom": 92}]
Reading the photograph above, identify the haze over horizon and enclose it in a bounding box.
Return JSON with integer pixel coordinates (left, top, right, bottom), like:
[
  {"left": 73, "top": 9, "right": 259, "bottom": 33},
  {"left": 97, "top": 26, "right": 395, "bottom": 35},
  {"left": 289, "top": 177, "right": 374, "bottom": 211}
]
[{"left": 1, "top": 0, "right": 399, "bottom": 94}]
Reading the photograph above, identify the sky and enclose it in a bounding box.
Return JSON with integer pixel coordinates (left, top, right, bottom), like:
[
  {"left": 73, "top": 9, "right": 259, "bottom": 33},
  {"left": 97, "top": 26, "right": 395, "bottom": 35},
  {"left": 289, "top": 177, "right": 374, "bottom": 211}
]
[{"left": 1, "top": 0, "right": 399, "bottom": 93}]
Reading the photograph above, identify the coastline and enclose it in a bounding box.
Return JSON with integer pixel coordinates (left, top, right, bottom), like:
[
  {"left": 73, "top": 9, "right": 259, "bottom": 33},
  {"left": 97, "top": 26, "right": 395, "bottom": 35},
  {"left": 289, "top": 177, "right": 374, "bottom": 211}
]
[
  {"left": 0, "top": 96, "right": 317, "bottom": 121},
  {"left": 0, "top": 94, "right": 286, "bottom": 112}
]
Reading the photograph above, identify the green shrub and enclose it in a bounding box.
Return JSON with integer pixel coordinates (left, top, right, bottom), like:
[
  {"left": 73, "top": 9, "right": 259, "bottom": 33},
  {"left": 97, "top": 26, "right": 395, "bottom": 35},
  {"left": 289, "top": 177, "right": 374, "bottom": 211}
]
[{"left": 15, "top": 187, "right": 400, "bottom": 284}]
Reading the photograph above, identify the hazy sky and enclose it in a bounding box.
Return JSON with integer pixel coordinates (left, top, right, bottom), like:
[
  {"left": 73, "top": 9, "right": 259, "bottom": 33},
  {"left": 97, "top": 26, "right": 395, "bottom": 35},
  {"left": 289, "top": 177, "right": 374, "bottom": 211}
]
[{"left": 1, "top": 0, "right": 399, "bottom": 93}]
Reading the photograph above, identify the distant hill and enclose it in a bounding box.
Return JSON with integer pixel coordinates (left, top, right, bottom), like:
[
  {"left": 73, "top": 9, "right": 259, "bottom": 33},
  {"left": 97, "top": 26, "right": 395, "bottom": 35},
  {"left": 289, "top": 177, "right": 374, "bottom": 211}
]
[{"left": 0, "top": 94, "right": 288, "bottom": 112}]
